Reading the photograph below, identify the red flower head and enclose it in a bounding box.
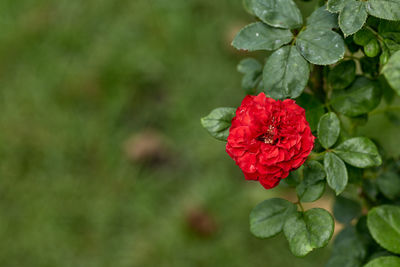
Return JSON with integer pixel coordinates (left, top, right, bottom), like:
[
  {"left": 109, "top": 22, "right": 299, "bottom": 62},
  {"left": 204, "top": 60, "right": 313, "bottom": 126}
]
[{"left": 226, "top": 93, "right": 315, "bottom": 189}]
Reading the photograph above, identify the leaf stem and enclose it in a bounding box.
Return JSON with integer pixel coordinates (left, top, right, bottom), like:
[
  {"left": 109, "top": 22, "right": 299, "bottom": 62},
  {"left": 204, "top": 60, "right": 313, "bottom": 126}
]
[
  {"left": 297, "top": 199, "right": 305, "bottom": 212},
  {"left": 308, "top": 151, "right": 327, "bottom": 161},
  {"left": 366, "top": 25, "right": 384, "bottom": 42},
  {"left": 369, "top": 105, "right": 400, "bottom": 116},
  {"left": 344, "top": 55, "right": 361, "bottom": 61}
]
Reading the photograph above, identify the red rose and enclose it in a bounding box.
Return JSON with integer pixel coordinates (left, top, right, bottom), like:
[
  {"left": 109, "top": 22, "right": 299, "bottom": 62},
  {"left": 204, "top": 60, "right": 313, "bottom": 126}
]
[{"left": 226, "top": 93, "right": 315, "bottom": 189}]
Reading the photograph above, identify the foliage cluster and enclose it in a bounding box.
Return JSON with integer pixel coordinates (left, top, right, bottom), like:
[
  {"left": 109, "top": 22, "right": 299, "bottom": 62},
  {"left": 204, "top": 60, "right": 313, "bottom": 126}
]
[{"left": 202, "top": 0, "right": 400, "bottom": 265}]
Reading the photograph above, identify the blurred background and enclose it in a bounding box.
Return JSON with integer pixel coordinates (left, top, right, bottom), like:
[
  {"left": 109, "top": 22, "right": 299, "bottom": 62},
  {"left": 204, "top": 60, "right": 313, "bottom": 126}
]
[{"left": 1, "top": 0, "right": 399, "bottom": 266}]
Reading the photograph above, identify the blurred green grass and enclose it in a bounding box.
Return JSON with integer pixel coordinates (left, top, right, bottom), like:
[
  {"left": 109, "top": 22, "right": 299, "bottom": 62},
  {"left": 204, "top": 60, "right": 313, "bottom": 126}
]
[{"left": 0, "top": 0, "right": 336, "bottom": 266}]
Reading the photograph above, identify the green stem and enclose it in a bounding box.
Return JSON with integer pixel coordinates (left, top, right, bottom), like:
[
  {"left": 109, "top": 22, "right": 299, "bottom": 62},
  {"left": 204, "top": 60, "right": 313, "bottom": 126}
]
[
  {"left": 344, "top": 55, "right": 361, "bottom": 61},
  {"left": 297, "top": 199, "right": 305, "bottom": 212},
  {"left": 366, "top": 25, "right": 385, "bottom": 42},
  {"left": 308, "top": 151, "right": 327, "bottom": 161},
  {"left": 370, "top": 105, "right": 400, "bottom": 116}
]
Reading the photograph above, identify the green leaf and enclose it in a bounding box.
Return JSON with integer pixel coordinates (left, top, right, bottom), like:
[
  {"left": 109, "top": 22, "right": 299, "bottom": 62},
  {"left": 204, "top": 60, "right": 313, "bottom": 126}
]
[
  {"left": 283, "top": 208, "right": 334, "bottom": 257},
  {"left": 383, "top": 50, "right": 400, "bottom": 96},
  {"left": 364, "top": 39, "right": 381, "bottom": 57},
  {"left": 366, "top": 0, "right": 400, "bottom": 21},
  {"left": 328, "top": 60, "right": 356, "bottom": 90},
  {"left": 243, "top": 0, "right": 256, "bottom": 15},
  {"left": 384, "top": 39, "right": 400, "bottom": 55},
  {"left": 232, "top": 22, "right": 293, "bottom": 52},
  {"left": 381, "top": 32, "right": 400, "bottom": 43},
  {"left": 364, "top": 256, "right": 400, "bottom": 267},
  {"left": 379, "top": 20, "right": 400, "bottom": 34},
  {"left": 282, "top": 167, "right": 302, "bottom": 187},
  {"left": 333, "top": 137, "right": 382, "bottom": 168},
  {"left": 201, "top": 108, "right": 236, "bottom": 141},
  {"left": 339, "top": 0, "right": 368, "bottom": 36},
  {"left": 296, "top": 161, "right": 326, "bottom": 202},
  {"left": 333, "top": 196, "right": 362, "bottom": 224},
  {"left": 324, "top": 152, "right": 348, "bottom": 195},
  {"left": 252, "top": 0, "right": 303, "bottom": 29},
  {"left": 262, "top": 45, "right": 310, "bottom": 99},
  {"left": 237, "top": 58, "right": 262, "bottom": 74},
  {"left": 249, "top": 198, "right": 297, "bottom": 238},
  {"left": 296, "top": 28, "right": 345, "bottom": 65},
  {"left": 296, "top": 93, "right": 325, "bottom": 132},
  {"left": 238, "top": 58, "right": 263, "bottom": 94},
  {"left": 326, "top": 227, "right": 367, "bottom": 267},
  {"left": 306, "top": 5, "right": 338, "bottom": 30},
  {"left": 354, "top": 28, "right": 375, "bottom": 46},
  {"left": 327, "top": 0, "right": 346, "bottom": 13},
  {"left": 242, "top": 73, "right": 262, "bottom": 94},
  {"left": 377, "top": 172, "right": 400, "bottom": 200},
  {"left": 367, "top": 205, "right": 400, "bottom": 254},
  {"left": 331, "top": 77, "right": 382, "bottom": 117},
  {"left": 318, "top": 112, "right": 341, "bottom": 149}
]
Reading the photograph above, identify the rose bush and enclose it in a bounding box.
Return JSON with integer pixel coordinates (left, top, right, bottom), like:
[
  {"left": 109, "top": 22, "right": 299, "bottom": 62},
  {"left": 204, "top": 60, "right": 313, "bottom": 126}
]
[
  {"left": 201, "top": 0, "right": 400, "bottom": 265},
  {"left": 226, "top": 93, "right": 314, "bottom": 189}
]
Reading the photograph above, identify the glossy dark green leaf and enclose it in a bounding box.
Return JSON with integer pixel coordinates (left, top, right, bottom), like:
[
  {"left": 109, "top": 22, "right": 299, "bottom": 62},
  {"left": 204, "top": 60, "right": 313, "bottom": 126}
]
[
  {"left": 306, "top": 5, "right": 338, "bottom": 30},
  {"left": 364, "top": 256, "right": 400, "bottom": 267},
  {"left": 318, "top": 112, "right": 340, "bottom": 149},
  {"left": 377, "top": 172, "right": 400, "bottom": 200},
  {"left": 383, "top": 50, "right": 400, "bottom": 96},
  {"left": 366, "top": 0, "right": 400, "bottom": 21},
  {"left": 243, "top": 0, "right": 256, "bottom": 15},
  {"left": 367, "top": 205, "right": 400, "bottom": 254},
  {"left": 232, "top": 22, "right": 293, "bottom": 51},
  {"left": 252, "top": 0, "right": 303, "bottom": 29},
  {"left": 331, "top": 77, "right": 382, "bottom": 117},
  {"left": 354, "top": 28, "right": 375, "bottom": 46},
  {"left": 296, "top": 93, "right": 325, "bottom": 132},
  {"left": 334, "top": 137, "right": 382, "bottom": 168},
  {"left": 296, "top": 161, "right": 326, "bottom": 202},
  {"left": 282, "top": 166, "right": 303, "bottom": 187},
  {"left": 283, "top": 208, "right": 334, "bottom": 257},
  {"left": 249, "top": 198, "right": 297, "bottom": 238},
  {"left": 263, "top": 45, "right": 310, "bottom": 99},
  {"left": 324, "top": 152, "right": 348, "bottom": 195},
  {"left": 333, "top": 196, "right": 362, "bottom": 224},
  {"left": 201, "top": 108, "right": 236, "bottom": 141},
  {"left": 364, "top": 39, "right": 381, "bottom": 57},
  {"left": 296, "top": 28, "right": 345, "bottom": 65},
  {"left": 326, "top": 227, "right": 367, "bottom": 267},
  {"left": 327, "top": 0, "right": 346, "bottom": 13},
  {"left": 339, "top": 0, "right": 368, "bottom": 36},
  {"left": 328, "top": 60, "right": 356, "bottom": 90}
]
